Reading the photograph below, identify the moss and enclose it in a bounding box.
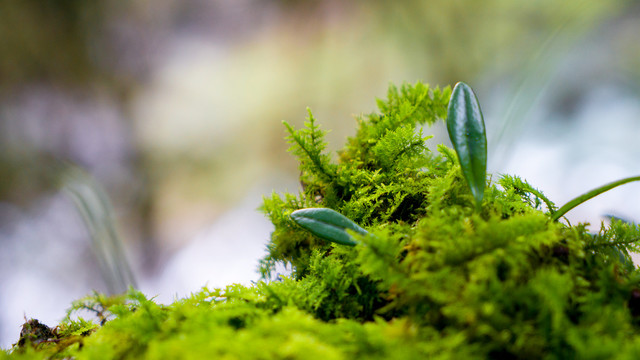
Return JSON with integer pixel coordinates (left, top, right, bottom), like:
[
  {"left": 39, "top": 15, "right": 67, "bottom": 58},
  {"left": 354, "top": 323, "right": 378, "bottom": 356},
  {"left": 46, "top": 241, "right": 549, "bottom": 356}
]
[{"left": 5, "top": 81, "right": 640, "bottom": 359}]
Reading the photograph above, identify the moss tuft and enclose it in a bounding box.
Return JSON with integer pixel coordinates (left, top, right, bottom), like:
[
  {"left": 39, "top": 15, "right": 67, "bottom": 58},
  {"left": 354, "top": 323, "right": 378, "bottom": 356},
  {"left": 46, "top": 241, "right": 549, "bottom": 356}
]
[{"left": 5, "top": 81, "right": 640, "bottom": 359}]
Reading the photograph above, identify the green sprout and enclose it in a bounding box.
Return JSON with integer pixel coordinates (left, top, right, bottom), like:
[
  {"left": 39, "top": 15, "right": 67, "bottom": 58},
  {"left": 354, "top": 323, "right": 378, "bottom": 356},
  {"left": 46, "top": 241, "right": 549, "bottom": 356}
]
[
  {"left": 446, "top": 81, "right": 487, "bottom": 211},
  {"left": 290, "top": 208, "right": 367, "bottom": 246}
]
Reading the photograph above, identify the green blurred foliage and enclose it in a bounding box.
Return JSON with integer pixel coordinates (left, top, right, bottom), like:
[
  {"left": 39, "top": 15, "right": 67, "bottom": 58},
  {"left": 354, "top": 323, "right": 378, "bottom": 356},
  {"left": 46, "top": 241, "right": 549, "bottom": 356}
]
[
  {"left": 0, "top": 1, "right": 107, "bottom": 88},
  {"left": 369, "top": 0, "right": 626, "bottom": 84}
]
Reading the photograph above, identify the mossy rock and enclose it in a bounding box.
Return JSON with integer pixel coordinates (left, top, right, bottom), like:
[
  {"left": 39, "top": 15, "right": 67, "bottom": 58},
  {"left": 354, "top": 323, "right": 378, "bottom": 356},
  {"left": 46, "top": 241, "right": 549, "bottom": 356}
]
[{"left": 5, "top": 82, "right": 640, "bottom": 359}]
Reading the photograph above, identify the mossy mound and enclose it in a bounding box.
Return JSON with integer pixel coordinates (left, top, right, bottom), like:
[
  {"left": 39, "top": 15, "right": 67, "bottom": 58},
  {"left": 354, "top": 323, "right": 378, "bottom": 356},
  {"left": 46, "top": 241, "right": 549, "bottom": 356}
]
[{"left": 5, "top": 82, "right": 640, "bottom": 359}]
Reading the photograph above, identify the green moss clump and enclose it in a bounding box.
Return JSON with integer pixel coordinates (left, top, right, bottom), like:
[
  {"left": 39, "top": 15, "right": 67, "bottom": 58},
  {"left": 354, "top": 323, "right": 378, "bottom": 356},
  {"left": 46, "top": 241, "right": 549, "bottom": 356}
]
[{"left": 5, "top": 81, "right": 640, "bottom": 359}]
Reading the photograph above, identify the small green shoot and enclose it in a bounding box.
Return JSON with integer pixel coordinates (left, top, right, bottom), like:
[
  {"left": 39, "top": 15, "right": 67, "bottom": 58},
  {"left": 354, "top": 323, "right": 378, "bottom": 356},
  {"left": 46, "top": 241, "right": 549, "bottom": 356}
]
[
  {"left": 446, "top": 82, "right": 487, "bottom": 211},
  {"left": 551, "top": 175, "right": 640, "bottom": 221},
  {"left": 290, "top": 208, "right": 368, "bottom": 246}
]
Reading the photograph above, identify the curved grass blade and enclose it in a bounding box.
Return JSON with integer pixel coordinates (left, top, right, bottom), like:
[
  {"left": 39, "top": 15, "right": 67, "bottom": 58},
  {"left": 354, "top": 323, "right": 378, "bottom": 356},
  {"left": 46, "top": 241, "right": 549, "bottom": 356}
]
[
  {"left": 291, "top": 208, "right": 368, "bottom": 246},
  {"left": 62, "top": 166, "right": 137, "bottom": 294},
  {"left": 447, "top": 82, "right": 487, "bottom": 210},
  {"left": 551, "top": 176, "right": 640, "bottom": 221}
]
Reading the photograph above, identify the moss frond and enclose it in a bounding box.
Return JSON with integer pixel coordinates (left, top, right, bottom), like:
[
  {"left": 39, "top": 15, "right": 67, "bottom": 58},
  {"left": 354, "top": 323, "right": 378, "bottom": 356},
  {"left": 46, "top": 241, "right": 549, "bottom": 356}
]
[{"left": 10, "top": 81, "right": 640, "bottom": 359}]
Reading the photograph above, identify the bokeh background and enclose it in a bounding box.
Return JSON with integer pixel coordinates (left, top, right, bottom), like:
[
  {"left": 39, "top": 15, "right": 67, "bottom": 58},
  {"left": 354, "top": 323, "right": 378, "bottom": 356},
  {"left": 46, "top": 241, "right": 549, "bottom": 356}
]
[{"left": 1, "top": 0, "right": 640, "bottom": 348}]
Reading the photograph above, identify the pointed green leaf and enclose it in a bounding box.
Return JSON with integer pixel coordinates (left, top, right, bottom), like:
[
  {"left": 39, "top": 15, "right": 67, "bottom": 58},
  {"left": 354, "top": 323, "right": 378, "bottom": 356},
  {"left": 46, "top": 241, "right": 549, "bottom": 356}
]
[
  {"left": 551, "top": 176, "right": 640, "bottom": 221},
  {"left": 291, "top": 208, "right": 368, "bottom": 246},
  {"left": 446, "top": 82, "right": 487, "bottom": 210}
]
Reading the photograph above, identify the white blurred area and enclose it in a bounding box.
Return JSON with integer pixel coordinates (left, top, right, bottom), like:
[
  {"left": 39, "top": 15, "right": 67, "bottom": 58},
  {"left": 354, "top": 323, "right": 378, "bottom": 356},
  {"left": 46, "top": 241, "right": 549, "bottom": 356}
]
[{"left": 1, "top": 0, "right": 640, "bottom": 348}]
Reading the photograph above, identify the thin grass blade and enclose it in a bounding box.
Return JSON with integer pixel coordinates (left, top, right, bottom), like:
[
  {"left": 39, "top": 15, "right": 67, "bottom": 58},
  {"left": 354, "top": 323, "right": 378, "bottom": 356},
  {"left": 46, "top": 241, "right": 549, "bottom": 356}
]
[
  {"left": 446, "top": 82, "right": 487, "bottom": 210},
  {"left": 291, "top": 208, "right": 367, "bottom": 246},
  {"left": 551, "top": 176, "right": 640, "bottom": 221},
  {"left": 62, "top": 167, "right": 137, "bottom": 294}
]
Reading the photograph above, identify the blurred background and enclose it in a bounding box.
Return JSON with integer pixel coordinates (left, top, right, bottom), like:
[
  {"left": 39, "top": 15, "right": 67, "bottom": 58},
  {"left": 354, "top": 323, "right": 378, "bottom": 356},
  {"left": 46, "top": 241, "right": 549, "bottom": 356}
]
[{"left": 1, "top": 0, "right": 640, "bottom": 348}]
